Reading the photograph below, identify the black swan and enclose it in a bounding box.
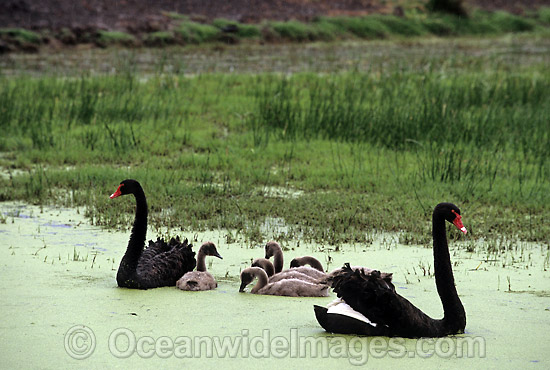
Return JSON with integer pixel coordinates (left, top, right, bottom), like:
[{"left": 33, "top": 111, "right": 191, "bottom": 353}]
[
  {"left": 239, "top": 267, "right": 329, "bottom": 297},
  {"left": 177, "top": 242, "right": 223, "bottom": 291},
  {"left": 314, "top": 202, "right": 467, "bottom": 338},
  {"left": 326, "top": 265, "right": 394, "bottom": 288},
  {"left": 110, "top": 179, "right": 196, "bottom": 289}
]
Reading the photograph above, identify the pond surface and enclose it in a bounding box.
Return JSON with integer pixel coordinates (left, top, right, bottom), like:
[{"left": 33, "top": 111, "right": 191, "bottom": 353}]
[{"left": 1, "top": 202, "right": 549, "bottom": 369}]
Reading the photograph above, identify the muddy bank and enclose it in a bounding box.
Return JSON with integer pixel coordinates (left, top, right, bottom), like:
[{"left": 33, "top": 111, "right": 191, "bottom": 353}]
[
  {"left": 1, "top": 0, "right": 550, "bottom": 53},
  {"left": 2, "top": 0, "right": 549, "bottom": 31}
]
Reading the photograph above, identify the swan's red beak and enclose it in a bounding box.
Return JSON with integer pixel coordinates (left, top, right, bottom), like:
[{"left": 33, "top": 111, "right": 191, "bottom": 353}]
[
  {"left": 110, "top": 184, "right": 123, "bottom": 199},
  {"left": 452, "top": 211, "right": 467, "bottom": 234}
]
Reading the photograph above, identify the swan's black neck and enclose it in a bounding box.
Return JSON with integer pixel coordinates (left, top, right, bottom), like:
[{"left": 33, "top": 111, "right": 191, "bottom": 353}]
[
  {"left": 123, "top": 184, "right": 148, "bottom": 270},
  {"left": 433, "top": 211, "right": 466, "bottom": 333}
]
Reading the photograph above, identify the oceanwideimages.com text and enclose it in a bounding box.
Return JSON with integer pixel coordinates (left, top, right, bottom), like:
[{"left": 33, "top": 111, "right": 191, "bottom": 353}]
[{"left": 65, "top": 325, "right": 486, "bottom": 364}]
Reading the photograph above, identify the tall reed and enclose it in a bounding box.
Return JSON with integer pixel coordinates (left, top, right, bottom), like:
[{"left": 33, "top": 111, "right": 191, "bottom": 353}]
[{"left": 250, "top": 72, "right": 550, "bottom": 157}]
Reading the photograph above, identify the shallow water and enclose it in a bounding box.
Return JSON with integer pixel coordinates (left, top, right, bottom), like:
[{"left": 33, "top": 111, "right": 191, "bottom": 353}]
[
  {"left": 1, "top": 202, "right": 549, "bottom": 369},
  {"left": 1, "top": 36, "right": 549, "bottom": 76}
]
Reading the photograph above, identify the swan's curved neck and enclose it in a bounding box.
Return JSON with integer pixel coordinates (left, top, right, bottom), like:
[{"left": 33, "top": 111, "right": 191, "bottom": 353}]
[
  {"left": 251, "top": 269, "right": 269, "bottom": 293},
  {"left": 123, "top": 185, "right": 148, "bottom": 268},
  {"left": 196, "top": 249, "right": 207, "bottom": 272},
  {"left": 433, "top": 212, "right": 466, "bottom": 331},
  {"left": 301, "top": 256, "right": 324, "bottom": 272},
  {"left": 253, "top": 258, "right": 275, "bottom": 277}
]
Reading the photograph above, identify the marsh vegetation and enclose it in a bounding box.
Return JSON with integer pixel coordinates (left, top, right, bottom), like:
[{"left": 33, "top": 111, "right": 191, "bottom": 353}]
[{"left": 1, "top": 34, "right": 549, "bottom": 246}]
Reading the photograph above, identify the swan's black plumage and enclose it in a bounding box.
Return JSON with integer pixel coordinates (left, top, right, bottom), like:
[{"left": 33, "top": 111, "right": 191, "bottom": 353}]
[
  {"left": 138, "top": 238, "right": 171, "bottom": 263},
  {"left": 111, "top": 179, "right": 196, "bottom": 289},
  {"left": 315, "top": 202, "right": 467, "bottom": 338}
]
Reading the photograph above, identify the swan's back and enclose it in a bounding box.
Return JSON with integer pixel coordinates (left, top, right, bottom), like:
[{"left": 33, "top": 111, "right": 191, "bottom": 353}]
[
  {"left": 240, "top": 267, "right": 329, "bottom": 297},
  {"left": 268, "top": 269, "right": 321, "bottom": 284},
  {"left": 141, "top": 238, "right": 172, "bottom": 261},
  {"left": 258, "top": 278, "right": 329, "bottom": 297},
  {"left": 289, "top": 266, "right": 326, "bottom": 280},
  {"left": 327, "top": 265, "right": 394, "bottom": 290},
  {"left": 134, "top": 237, "right": 196, "bottom": 289},
  {"left": 177, "top": 271, "right": 217, "bottom": 291}
]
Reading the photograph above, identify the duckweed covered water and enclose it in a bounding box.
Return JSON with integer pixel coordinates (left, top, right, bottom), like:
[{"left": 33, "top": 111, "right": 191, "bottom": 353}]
[{"left": 1, "top": 202, "right": 549, "bottom": 368}]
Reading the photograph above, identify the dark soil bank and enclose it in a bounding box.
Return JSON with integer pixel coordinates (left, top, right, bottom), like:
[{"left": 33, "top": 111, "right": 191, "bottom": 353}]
[
  {"left": 2, "top": 0, "right": 549, "bottom": 31},
  {"left": 1, "top": 0, "right": 549, "bottom": 53}
]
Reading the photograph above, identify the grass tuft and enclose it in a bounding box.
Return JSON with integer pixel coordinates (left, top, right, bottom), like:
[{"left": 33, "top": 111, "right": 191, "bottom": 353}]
[
  {"left": 177, "top": 21, "right": 221, "bottom": 43},
  {"left": 96, "top": 31, "right": 136, "bottom": 46}
]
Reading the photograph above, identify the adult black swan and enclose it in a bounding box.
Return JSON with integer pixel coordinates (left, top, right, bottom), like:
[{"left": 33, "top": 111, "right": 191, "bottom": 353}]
[
  {"left": 314, "top": 202, "right": 467, "bottom": 338},
  {"left": 110, "top": 179, "right": 196, "bottom": 289}
]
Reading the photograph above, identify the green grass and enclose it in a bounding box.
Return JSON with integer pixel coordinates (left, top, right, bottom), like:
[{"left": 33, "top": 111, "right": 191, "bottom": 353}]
[
  {"left": 0, "top": 28, "right": 41, "bottom": 44},
  {"left": 252, "top": 10, "right": 545, "bottom": 43},
  {"left": 371, "top": 15, "right": 427, "bottom": 36},
  {"left": 320, "top": 17, "right": 389, "bottom": 39},
  {"left": 177, "top": 21, "right": 221, "bottom": 43},
  {"left": 268, "top": 21, "right": 321, "bottom": 41},
  {"left": 539, "top": 7, "right": 550, "bottom": 24},
  {"left": 489, "top": 11, "right": 537, "bottom": 33},
  {"left": 212, "top": 19, "right": 261, "bottom": 38},
  {"left": 144, "top": 31, "right": 176, "bottom": 46},
  {"left": 251, "top": 72, "right": 549, "bottom": 151},
  {"left": 97, "top": 31, "right": 136, "bottom": 46},
  {"left": 3, "top": 9, "right": 550, "bottom": 52},
  {"left": 0, "top": 41, "right": 549, "bottom": 245}
]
